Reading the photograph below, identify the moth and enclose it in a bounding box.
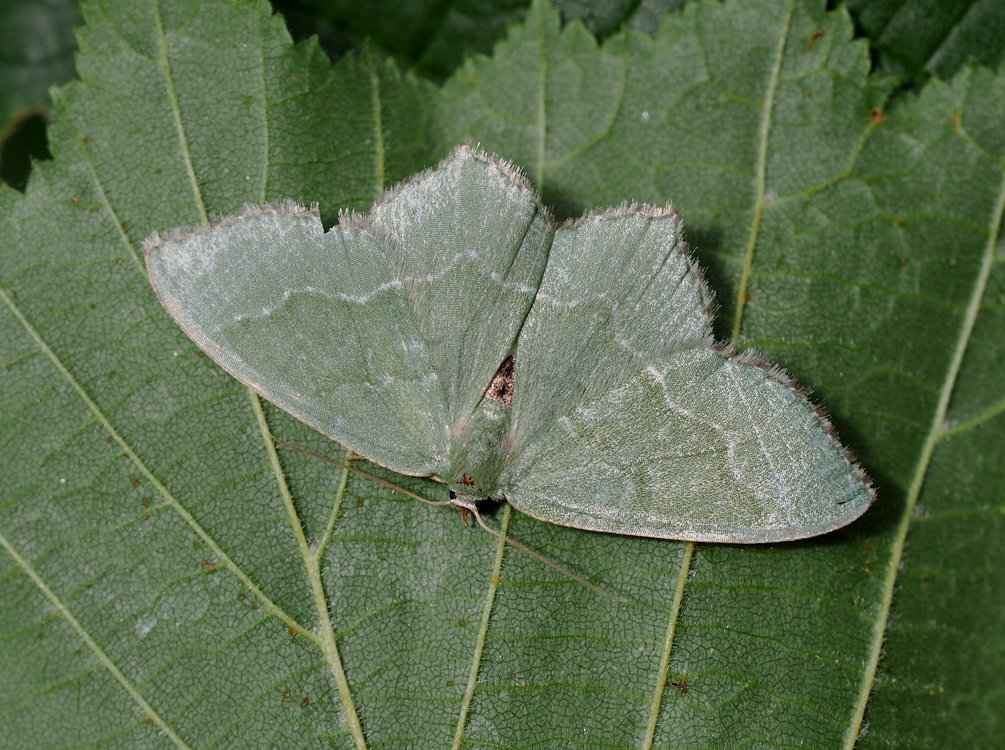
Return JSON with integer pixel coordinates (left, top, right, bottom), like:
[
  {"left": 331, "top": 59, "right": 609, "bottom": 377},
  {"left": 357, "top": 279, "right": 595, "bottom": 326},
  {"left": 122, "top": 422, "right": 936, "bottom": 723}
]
[{"left": 145, "top": 145, "right": 873, "bottom": 543}]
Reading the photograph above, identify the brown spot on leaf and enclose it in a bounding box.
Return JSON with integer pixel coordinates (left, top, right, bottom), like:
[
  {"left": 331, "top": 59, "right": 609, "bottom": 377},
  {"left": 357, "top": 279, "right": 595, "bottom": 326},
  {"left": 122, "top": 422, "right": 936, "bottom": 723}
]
[
  {"left": 951, "top": 108, "right": 962, "bottom": 131},
  {"left": 669, "top": 677, "right": 689, "bottom": 695},
  {"left": 457, "top": 618, "right": 467, "bottom": 628},
  {"left": 201, "top": 560, "right": 217, "bottom": 574},
  {"left": 141, "top": 496, "right": 150, "bottom": 507},
  {"left": 81, "top": 136, "right": 92, "bottom": 145},
  {"left": 238, "top": 592, "right": 246, "bottom": 601},
  {"left": 300, "top": 697, "right": 310, "bottom": 709},
  {"left": 283, "top": 690, "right": 291, "bottom": 699},
  {"left": 484, "top": 354, "right": 515, "bottom": 405},
  {"left": 129, "top": 475, "right": 139, "bottom": 487},
  {"left": 805, "top": 30, "right": 824, "bottom": 52},
  {"left": 71, "top": 196, "right": 80, "bottom": 206},
  {"left": 870, "top": 106, "right": 886, "bottom": 126}
]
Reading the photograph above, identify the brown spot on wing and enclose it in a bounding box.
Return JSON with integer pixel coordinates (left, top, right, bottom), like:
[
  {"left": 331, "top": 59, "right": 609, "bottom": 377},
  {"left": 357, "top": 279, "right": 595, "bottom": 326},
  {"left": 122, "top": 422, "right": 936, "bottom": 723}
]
[{"left": 484, "top": 354, "right": 515, "bottom": 406}]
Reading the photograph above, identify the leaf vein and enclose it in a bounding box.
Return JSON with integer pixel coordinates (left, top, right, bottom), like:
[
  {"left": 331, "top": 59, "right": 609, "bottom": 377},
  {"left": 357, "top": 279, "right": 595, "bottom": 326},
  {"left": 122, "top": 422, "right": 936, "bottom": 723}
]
[
  {"left": 248, "top": 397, "right": 369, "bottom": 749},
  {"left": 642, "top": 541, "right": 694, "bottom": 748},
  {"left": 843, "top": 135, "right": 1005, "bottom": 749},
  {"left": 152, "top": 3, "right": 207, "bottom": 223},
  {"left": 452, "top": 505, "right": 513, "bottom": 750},
  {"left": 730, "top": 0, "right": 796, "bottom": 342},
  {"left": 0, "top": 289, "right": 318, "bottom": 644},
  {"left": 0, "top": 530, "right": 193, "bottom": 749}
]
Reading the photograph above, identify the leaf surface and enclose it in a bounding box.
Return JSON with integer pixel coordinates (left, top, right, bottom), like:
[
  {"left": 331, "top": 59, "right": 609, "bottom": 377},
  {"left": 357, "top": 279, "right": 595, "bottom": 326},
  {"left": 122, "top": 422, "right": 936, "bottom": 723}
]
[
  {"left": 435, "top": 1, "right": 1005, "bottom": 746},
  {"left": 846, "top": 0, "right": 1005, "bottom": 82},
  {"left": 0, "top": 0, "right": 81, "bottom": 188},
  {"left": 0, "top": 0, "right": 81, "bottom": 131},
  {"left": 1, "top": 0, "right": 1002, "bottom": 748},
  {"left": 280, "top": 0, "right": 683, "bottom": 78}
]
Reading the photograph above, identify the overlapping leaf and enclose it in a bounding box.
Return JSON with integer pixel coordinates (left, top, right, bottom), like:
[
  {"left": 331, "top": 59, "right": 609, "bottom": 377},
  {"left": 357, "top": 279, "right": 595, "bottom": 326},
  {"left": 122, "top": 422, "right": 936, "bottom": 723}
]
[{"left": 846, "top": 0, "right": 1005, "bottom": 82}]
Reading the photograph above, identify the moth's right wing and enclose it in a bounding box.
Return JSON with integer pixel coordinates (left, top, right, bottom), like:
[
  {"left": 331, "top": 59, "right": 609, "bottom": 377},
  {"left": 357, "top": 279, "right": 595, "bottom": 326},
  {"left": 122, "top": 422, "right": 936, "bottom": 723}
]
[
  {"left": 502, "top": 207, "right": 872, "bottom": 542},
  {"left": 502, "top": 346, "right": 874, "bottom": 543},
  {"left": 145, "top": 203, "right": 450, "bottom": 476}
]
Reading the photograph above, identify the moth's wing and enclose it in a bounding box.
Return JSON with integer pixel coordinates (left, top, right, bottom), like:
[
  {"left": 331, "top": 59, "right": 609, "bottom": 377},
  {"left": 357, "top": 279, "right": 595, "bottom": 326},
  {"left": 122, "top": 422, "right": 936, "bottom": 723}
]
[
  {"left": 502, "top": 347, "right": 874, "bottom": 543},
  {"left": 368, "top": 145, "right": 553, "bottom": 429},
  {"left": 508, "top": 206, "right": 711, "bottom": 453},
  {"left": 145, "top": 204, "right": 449, "bottom": 476},
  {"left": 503, "top": 207, "right": 871, "bottom": 541}
]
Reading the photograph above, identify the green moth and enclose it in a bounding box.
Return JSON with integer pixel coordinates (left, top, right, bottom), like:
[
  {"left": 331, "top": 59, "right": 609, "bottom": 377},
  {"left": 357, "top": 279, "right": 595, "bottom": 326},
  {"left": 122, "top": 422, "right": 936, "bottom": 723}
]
[{"left": 144, "top": 144, "right": 873, "bottom": 543}]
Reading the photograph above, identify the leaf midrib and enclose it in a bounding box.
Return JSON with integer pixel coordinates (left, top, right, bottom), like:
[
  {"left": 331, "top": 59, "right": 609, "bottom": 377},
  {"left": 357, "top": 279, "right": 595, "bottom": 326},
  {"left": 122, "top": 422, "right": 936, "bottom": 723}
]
[
  {"left": 150, "top": 6, "right": 369, "bottom": 742},
  {"left": 2, "top": 6, "right": 372, "bottom": 745},
  {"left": 0, "top": 287, "right": 315, "bottom": 734},
  {"left": 729, "top": 0, "right": 795, "bottom": 343},
  {"left": 640, "top": 3, "right": 797, "bottom": 744}
]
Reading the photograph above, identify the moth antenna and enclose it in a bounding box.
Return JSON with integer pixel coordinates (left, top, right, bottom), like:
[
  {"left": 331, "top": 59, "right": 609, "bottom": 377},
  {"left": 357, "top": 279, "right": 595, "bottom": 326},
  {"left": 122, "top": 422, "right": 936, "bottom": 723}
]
[
  {"left": 465, "top": 504, "right": 627, "bottom": 603},
  {"left": 270, "top": 435, "right": 452, "bottom": 507}
]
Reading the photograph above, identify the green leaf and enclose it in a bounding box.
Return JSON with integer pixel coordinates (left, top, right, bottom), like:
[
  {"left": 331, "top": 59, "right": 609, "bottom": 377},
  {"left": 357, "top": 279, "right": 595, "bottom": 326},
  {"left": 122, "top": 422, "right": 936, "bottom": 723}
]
[
  {"left": 0, "top": 0, "right": 81, "bottom": 129},
  {"left": 2, "top": 1, "right": 1002, "bottom": 749},
  {"left": 846, "top": 0, "right": 1005, "bottom": 82},
  {"left": 0, "top": 0, "right": 82, "bottom": 188},
  {"left": 275, "top": 0, "right": 683, "bottom": 78}
]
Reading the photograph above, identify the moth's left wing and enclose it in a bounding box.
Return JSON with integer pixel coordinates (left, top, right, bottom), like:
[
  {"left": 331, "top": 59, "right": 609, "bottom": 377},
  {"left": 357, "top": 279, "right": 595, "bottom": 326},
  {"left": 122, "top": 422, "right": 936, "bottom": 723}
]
[
  {"left": 501, "top": 346, "right": 874, "bottom": 543},
  {"left": 368, "top": 145, "right": 553, "bottom": 430}
]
